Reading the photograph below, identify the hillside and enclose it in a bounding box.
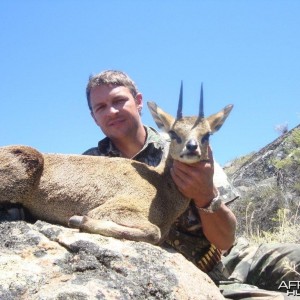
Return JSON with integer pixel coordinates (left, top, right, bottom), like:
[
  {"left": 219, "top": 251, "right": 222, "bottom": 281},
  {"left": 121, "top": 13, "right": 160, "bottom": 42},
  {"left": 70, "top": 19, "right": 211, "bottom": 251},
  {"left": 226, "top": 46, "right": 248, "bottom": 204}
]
[{"left": 224, "top": 124, "right": 300, "bottom": 243}]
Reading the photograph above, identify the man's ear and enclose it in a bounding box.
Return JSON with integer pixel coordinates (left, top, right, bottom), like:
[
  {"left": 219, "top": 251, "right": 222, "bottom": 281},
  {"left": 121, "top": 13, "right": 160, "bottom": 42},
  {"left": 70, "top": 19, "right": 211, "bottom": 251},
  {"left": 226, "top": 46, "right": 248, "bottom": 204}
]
[{"left": 136, "top": 93, "right": 143, "bottom": 113}]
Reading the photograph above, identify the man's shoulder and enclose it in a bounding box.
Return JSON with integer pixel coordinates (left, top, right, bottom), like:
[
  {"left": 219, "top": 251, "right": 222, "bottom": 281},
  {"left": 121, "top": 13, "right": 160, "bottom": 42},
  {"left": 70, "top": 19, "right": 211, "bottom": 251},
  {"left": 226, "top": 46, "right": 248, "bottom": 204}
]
[
  {"left": 82, "top": 136, "right": 114, "bottom": 156},
  {"left": 82, "top": 147, "right": 102, "bottom": 156},
  {"left": 146, "top": 126, "right": 169, "bottom": 146}
]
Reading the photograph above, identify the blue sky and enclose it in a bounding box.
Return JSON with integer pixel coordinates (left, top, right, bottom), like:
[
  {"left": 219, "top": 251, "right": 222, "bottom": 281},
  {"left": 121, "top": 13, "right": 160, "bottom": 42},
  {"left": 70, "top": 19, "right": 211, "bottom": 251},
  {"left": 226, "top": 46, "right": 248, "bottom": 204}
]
[{"left": 1, "top": 1, "right": 299, "bottom": 166}]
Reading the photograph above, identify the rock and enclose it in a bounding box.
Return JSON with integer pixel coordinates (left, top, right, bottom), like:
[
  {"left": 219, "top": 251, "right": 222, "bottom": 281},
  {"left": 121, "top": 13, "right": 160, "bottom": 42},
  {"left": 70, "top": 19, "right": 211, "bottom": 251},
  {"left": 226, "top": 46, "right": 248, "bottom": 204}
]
[
  {"left": 0, "top": 220, "right": 224, "bottom": 300},
  {"left": 229, "top": 124, "right": 300, "bottom": 189}
]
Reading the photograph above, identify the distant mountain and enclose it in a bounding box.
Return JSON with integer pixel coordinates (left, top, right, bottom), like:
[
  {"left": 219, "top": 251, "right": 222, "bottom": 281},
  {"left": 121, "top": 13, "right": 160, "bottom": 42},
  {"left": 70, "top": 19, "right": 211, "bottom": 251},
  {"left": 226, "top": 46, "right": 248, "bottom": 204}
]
[{"left": 224, "top": 124, "right": 300, "bottom": 239}]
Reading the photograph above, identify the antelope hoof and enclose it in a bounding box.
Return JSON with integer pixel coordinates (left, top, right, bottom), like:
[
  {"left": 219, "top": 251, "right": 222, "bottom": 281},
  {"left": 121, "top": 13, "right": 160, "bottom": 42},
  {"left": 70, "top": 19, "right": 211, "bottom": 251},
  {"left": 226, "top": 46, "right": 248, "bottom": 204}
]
[{"left": 68, "top": 215, "right": 84, "bottom": 228}]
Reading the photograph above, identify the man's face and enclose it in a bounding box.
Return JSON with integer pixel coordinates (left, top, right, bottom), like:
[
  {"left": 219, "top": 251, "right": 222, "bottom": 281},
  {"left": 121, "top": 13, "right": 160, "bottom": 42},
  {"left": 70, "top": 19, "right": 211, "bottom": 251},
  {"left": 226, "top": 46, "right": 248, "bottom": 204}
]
[{"left": 90, "top": 84, "right": 143, "bottom": 140}]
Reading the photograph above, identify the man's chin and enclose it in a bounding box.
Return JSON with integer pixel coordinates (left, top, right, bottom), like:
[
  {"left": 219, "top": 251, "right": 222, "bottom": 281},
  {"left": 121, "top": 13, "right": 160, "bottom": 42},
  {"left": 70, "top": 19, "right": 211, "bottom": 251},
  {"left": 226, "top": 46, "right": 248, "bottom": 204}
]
[{"left": 106, "top": 128, "right": 130, "bottom": 140}]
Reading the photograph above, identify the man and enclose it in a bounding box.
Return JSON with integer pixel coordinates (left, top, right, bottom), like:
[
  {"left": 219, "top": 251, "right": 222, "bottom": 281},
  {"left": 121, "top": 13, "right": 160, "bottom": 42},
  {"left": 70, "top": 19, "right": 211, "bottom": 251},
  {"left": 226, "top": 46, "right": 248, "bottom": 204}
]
[
  {"left": 83, "top": 70, "right": 293, "bottom": 299},
  {"left": 83, "top": 70, "right": 236, "bottom": 271}
]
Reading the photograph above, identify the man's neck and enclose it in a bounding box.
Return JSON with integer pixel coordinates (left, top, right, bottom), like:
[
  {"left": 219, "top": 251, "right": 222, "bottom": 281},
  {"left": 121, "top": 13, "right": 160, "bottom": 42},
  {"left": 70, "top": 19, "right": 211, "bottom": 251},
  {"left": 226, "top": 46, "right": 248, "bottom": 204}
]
[{"left": 111, "top": 126, "right": 147, "bottom": 159}]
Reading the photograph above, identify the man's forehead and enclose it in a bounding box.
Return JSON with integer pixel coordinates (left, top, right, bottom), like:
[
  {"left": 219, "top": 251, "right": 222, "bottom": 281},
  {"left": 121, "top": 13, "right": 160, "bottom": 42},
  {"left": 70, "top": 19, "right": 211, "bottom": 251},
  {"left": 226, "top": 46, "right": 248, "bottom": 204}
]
[
  {"left": 90, "top": 85, "right": 131, "bottom": 101},
  {"left": 109, "top": 85, "right": 131, "bottom": 96}
]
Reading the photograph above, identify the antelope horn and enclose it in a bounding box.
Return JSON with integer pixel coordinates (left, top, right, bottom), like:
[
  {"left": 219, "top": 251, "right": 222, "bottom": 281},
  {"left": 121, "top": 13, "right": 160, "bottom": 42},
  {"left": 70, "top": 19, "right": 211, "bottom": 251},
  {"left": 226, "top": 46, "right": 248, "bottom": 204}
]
[
  {"left": 199, "top": 83, "right": 204, "bottom": 118},
  {"left": 177, "top": 81, "right": 183, "bottom": 119}
]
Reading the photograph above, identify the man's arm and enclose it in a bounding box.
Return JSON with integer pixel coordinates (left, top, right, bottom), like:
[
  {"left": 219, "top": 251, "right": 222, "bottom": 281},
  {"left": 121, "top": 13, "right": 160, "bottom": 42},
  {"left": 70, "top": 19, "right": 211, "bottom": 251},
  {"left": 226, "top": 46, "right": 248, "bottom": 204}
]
[{"left": 170, "top": 147, "right": 237, "bottom": 250}]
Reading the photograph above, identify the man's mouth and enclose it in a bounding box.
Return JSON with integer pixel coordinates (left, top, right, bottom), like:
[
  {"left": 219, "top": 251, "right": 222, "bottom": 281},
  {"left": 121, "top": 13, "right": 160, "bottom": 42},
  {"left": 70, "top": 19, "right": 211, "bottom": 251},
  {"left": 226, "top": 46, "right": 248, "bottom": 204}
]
[{"left": 107, "top": 119, "right": 125, "bottom": 127}]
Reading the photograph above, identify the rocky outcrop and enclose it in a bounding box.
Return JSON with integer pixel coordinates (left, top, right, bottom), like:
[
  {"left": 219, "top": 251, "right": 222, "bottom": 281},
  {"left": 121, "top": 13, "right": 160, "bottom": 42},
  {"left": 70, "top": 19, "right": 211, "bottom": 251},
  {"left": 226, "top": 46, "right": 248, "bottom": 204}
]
[
  {"left": 0, "top": 220, "right": 223, "bottom": 300},
  {"left": 224, "top": 124, "right": 300, "bottom": 236},
  {"left": 227, "top": 124, "right": 299, "bottom": 187}
]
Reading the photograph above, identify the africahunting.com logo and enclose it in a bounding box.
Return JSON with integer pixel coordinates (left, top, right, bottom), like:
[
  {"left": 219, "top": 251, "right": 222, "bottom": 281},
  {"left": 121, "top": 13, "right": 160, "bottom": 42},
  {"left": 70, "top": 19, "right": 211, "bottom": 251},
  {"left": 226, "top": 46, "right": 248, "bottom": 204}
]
[{"left": 278, "top": 281, "right": 300, "bottom": 296}]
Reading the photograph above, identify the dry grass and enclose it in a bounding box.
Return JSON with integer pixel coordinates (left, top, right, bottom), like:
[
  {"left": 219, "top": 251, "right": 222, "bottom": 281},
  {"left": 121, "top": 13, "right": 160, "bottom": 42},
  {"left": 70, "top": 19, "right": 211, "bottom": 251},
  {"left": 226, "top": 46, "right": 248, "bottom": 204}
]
[{"left": 243, "top": 203, "right": 300, "bottom": 245}]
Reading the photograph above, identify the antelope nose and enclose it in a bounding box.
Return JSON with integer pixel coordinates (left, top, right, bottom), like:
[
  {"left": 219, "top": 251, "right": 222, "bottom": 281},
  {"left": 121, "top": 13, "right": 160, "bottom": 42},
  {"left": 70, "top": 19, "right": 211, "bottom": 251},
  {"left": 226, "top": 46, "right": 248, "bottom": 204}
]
[{"left": 186, "top": 140, "right": 198, "bottom": 152}]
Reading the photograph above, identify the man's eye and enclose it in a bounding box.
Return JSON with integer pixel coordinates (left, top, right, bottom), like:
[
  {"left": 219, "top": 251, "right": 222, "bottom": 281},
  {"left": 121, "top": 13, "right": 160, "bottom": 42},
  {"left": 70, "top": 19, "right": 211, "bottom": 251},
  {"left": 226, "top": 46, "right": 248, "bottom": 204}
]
[
  {"left": 201, "top": 133, "right": 210, "bottom": 144},
  {"left": 168, "top": 130, "right": 182, "bottom": 144},
  {"left": 94, "top": 105, "right": 105, "bottom": 112},
  {"left": 115, "top": 98, "right": 126, "bottom": 105}
]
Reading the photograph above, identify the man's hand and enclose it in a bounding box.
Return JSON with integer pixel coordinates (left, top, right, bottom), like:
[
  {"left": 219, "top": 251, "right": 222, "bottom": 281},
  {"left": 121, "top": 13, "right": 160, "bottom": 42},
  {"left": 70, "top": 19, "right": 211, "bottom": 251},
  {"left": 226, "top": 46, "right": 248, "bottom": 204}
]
[
  {"left": 171, "top": 146, "right": 236, "bottom": 250},
  {"left": 170, "top": 146, "right": 217, "bottom": 208}
]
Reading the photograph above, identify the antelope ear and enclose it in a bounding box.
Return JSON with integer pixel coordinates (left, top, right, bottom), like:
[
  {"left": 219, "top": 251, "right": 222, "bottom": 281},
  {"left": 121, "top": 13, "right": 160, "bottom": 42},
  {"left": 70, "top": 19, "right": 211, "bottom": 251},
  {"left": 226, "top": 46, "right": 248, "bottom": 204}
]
[
  {"left": 147, "top": 102, "right": 175, "bottom": 132},
  {"left": 207, "top": 104, "right": 233, "bottom": 133}
]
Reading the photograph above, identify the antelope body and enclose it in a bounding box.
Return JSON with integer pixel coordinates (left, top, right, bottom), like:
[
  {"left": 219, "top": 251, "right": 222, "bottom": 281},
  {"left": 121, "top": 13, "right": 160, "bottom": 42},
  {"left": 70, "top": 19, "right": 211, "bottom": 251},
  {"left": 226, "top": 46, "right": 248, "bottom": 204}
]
[{"left": 0, "top": 87, "right": 233, "bottom": 244}]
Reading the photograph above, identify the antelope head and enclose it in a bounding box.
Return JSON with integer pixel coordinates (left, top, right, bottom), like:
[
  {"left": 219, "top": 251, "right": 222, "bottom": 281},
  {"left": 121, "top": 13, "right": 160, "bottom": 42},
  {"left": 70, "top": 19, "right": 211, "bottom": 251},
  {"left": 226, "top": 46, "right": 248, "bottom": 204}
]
[{"left": 147, "top": 82, "right": 233, "bottom": 163}]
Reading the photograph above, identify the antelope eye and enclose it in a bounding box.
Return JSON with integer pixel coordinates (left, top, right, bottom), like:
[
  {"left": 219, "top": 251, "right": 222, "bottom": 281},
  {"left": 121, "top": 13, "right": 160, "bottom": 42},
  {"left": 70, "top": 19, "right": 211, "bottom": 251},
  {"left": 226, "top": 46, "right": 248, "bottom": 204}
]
[
  {"left": 168, "top": 130, "right": 182, "bottom": 144},
  {"left": 201, "top": 133, "right": 210, "bottom": 144}
]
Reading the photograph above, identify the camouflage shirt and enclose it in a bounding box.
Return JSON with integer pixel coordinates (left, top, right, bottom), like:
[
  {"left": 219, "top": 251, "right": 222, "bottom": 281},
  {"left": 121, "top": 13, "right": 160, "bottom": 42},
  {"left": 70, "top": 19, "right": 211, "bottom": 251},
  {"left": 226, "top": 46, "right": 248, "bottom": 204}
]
[
  {"left": 83, "top": 126, "right": 165, "bottom": 167},
  {"left": 83, "top": 126, "right": 221, "bottom": 272}
]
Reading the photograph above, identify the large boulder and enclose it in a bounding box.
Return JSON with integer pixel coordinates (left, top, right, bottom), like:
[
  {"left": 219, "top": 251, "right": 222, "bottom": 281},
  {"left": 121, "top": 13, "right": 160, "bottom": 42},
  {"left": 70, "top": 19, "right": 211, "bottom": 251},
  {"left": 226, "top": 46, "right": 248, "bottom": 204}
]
[{"left": 0, "top": 220, "right": 223, "bottom": 299}]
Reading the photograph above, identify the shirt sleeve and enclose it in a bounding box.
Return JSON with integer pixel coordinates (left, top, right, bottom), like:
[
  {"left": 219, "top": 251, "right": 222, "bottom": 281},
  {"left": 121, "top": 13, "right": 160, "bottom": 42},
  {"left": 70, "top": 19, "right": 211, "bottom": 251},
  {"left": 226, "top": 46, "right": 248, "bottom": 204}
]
[{"left": 82, "top": 147, "right": 102, "bottom": 156}]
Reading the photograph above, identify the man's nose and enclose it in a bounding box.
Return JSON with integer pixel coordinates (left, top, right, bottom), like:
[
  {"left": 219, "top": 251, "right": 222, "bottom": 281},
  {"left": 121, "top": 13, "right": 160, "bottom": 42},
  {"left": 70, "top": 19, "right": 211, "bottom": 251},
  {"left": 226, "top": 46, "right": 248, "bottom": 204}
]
[{"left": 107, "top": 105, "right": 119, "bottom": 115}]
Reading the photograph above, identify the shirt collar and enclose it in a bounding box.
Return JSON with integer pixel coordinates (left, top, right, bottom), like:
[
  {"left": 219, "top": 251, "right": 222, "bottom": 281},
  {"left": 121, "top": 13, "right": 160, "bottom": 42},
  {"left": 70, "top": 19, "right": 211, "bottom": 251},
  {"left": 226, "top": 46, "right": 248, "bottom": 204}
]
[{"left": 97, "top": 126, "right": 164, "bottom": 158}]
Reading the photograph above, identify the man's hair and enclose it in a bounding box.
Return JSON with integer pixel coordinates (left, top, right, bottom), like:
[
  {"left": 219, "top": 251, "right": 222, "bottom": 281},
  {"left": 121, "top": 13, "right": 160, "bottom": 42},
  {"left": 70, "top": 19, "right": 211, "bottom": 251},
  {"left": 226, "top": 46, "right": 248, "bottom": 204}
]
[{"left": 86, "top": 70, "right": 139, "bottom": 111}]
